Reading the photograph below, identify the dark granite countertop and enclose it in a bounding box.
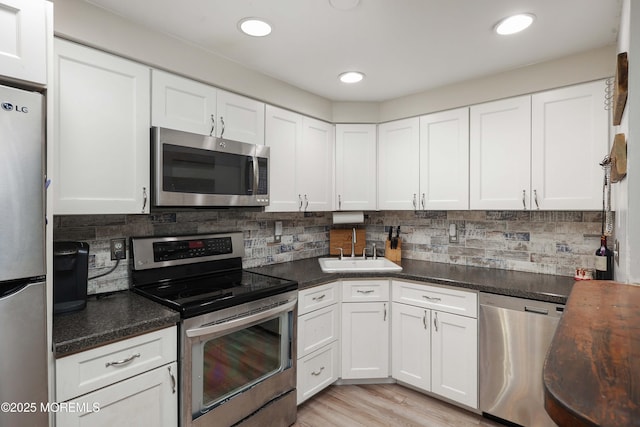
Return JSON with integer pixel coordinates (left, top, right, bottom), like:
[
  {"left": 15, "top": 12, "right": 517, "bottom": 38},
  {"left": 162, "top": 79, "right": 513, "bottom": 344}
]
[
  {"left": 53, "top": 291, "right": 180, "bottom": 358},
  {"left": 248, "top": 257, "right": 575, "bottom": 304},
  {"left": 53, "top": 257, "right": 574, "bottom": 357}
]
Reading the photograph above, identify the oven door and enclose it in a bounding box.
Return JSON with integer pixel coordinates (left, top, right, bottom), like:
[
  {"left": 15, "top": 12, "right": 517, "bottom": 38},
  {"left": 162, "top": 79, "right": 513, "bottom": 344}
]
[
  {"left": 182, "top": 293, "right": 297, "bottom": 427},
  {"left": 152, "top": 127, "right": 269, "bottom": 207}
]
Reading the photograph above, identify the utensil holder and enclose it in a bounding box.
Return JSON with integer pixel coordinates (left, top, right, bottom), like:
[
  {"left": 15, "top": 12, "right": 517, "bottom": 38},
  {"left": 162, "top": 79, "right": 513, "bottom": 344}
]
[{"left": 385, "top": 240, "right": 401, "bottom": 263}]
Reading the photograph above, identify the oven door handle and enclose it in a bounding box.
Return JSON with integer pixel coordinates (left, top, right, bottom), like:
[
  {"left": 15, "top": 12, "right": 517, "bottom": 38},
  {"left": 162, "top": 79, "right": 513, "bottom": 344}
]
[{"left": 185, "top": 298, "right": 297, "bottom": 339}]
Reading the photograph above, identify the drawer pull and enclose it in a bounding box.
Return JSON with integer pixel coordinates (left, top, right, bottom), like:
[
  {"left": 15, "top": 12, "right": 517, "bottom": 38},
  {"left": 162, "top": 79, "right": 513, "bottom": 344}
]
[
  {"left": 168, "top": 365, "right": 176, "bottom": 394},
  {"left": 357, "top": 289, "right": 375, "bottom": 294},
  {"left": 312, "top": 294, "right": 326, "bottom": 301},
  {"left": 422, "top": 295, "right": 442, "bottom": 302},
  {"left": 311, "top": 366, "right": 325, "bottom": 376},
  {"left": 105, "top": 353, "right": 140, "bottom": 368}
]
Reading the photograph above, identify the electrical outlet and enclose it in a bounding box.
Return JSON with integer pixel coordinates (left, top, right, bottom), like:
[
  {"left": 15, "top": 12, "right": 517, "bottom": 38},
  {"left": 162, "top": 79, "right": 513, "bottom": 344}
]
[
  {"left": 110, "top": 238, "right": 127, "bottom": 260},
  {"left": 274, "top": 221, "right": 283, "bottom": 243},
  {"left": 448, "top": 223, "right": 458, "bottom": 243}
]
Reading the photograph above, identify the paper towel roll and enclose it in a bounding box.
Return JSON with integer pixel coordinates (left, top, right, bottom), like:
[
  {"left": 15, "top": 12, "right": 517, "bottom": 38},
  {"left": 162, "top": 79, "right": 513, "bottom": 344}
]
[{"left": 332, "top": 211, "right": 364, "bottom": 224}]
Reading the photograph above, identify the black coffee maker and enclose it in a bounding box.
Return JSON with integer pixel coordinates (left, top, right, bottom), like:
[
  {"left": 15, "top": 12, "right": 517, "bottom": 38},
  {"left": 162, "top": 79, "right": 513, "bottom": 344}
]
[{"left": 53, "top": 241, "right": 89, "bottom": 314}]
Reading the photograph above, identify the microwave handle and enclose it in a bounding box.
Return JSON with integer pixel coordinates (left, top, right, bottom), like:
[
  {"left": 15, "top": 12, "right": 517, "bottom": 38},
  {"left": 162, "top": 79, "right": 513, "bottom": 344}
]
[{"left": 247, "top": 156, "right": 256, "bottom": 195}]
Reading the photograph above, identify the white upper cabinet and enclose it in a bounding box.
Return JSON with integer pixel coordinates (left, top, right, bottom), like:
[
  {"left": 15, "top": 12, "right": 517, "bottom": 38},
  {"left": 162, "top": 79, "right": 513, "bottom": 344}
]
[
  {"left": 470, "top": 96, "right": 532, "bottom": 210},
  {"left": 0, "top": 0, "right": 47, "bottom": 85},
  {"left": 151, "top": 70, "right": 264, "bottom": 144},
  {"left": 265, "top": 106, "right": 302, "bottom": 212},
  {"left": 470, "top": 81, "right": 608, "bottom": 211},
  {"left": 419, "top": 108, "right": 469, "bottom": 210},
  {"left": 266, "top": 106, "right": 334, "bottom": 212},
  {"left": 216, "top": 89, "right": 265, "bottom": 145},
  {"left": 531, "top": 80, "right": 608, "bottom": 210},
  {"left": 298, "top": 117, "right": 334, "bottom": 211},
  {"left": 151, "top": 70, "right": 216, "bottom": 135},
  {"left": 53, "top": 39, "right": 151, "bottom": 214},
  {"left": 335, "top": 124, "right": 377, "bottom": 211},
  {"left": 378, "top": 117, "right": 420, "bottom": 210}
]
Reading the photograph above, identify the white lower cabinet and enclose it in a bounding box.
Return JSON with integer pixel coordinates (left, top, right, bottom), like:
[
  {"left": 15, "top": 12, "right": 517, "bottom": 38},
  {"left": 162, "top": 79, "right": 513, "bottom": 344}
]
[
  {"left": 55, "top": 326, "right": 178, "bottom": 427},
  {"left": 341, "top": 280, "right": 390, "bottom": 380},
  {"left": 431, "top": 310, "right": 477, "bottom": 408},
  {"left": 297, "top": 282, "right": 340, "bottom": 404},
  {"left": 299, "top": 279, "right": 478, "bottom": 411},
  {"left": 391, "top": 302, "right": 431, "bottom": 391},
  {"left": 391, "top": 280, "right": 478, "bottom": 409},
  {"left": 55, "top": 362, "right": 177, "bottom": 427},
  {"left": 297, "top": 341, "right": 340, "bottom": 405}
]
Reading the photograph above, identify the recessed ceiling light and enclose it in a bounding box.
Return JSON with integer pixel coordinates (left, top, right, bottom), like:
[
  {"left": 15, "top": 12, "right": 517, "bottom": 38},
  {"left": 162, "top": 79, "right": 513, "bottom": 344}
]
[
  {"left": 339, "top": 71, "right": 364, "bottom": 83},
  {"left": 239, "top": 18, "right": 272, "bottom": 37},
  {"left": 495, "top": 13, "right": 535, "bottom": 35}
]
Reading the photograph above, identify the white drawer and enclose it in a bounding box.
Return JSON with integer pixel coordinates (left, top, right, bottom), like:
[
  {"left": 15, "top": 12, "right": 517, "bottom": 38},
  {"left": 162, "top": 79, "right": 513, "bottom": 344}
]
[
  {"left": 298, "top": 282, "right": 339, "bottom": 315},
  {"left": 342, "top": 279, "right": 389, "bottom": 302},
  {"left": 392, "top": 280, "right": 478, "bottom": 318},
  {"left": 297, "top": 341, "right": 339, "bottom": 405},
  {"left": 56, "top": 326, "right": 177, "bottom": 402},
  {"left": 297, "top": 303, "right": 339, "bottom": 358}
]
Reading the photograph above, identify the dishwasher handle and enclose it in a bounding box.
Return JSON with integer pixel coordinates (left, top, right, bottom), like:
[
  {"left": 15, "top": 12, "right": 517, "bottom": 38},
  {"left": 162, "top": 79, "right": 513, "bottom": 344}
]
[
  {"left": 524, "top": 305, "right": 549, "bottom": 315},
  {"left": 480, "top": 292, "right": 564, "bottom": 318}
]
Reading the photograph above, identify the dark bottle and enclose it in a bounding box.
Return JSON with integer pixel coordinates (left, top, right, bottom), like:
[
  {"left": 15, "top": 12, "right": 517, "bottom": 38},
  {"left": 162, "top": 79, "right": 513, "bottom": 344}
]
[{"left": 594, "top": 235, "right": 614, "bottom": 280}]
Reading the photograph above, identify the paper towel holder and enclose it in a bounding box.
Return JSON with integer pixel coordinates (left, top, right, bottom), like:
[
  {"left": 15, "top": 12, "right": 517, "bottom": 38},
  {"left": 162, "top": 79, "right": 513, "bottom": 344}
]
[{"left": 332, "top": 211, "right": 364, "bottom": 225}]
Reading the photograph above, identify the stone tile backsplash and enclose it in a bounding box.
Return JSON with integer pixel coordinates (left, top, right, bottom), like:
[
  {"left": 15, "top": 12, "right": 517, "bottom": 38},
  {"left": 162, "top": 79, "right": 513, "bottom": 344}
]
[{"left": 53, "top": 209, "right": 612, "bottom": 295}]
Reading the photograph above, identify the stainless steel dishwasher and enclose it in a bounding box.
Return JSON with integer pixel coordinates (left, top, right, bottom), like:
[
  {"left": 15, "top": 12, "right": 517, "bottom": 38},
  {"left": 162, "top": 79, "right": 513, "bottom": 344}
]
[{"left": 479, "top": 292, "right": 564, "bottom": 427}]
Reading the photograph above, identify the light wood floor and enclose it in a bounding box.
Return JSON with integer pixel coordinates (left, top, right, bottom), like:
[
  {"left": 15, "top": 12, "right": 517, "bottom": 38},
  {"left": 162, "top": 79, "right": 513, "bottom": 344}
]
[{"left": 293, "top": 384, "right": 504, "bottom": 427}]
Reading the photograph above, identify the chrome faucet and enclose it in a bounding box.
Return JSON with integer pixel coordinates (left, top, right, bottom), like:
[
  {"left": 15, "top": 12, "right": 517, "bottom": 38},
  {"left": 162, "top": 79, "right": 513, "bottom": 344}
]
[{"left": 351, "top": 227, "right": 357, "bottom": 258}]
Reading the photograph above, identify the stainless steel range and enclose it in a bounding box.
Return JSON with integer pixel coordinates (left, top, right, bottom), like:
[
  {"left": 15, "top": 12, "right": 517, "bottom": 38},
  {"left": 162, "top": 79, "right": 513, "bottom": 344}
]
[{"left": 130, "top": 232, "right": 298, "bottom": 427}]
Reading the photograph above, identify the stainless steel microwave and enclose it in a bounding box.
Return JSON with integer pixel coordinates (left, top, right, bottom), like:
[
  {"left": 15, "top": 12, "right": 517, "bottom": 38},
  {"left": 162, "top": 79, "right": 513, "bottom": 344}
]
[{"left": 151, "top": 127, "right": 269, "bottom": 208}]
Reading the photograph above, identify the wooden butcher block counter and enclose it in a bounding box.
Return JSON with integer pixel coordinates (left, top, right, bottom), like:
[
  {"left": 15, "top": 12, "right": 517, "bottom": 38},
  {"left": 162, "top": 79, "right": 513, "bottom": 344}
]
[{"left": 543, "top": 280, "right": 640, "bottom": 427}]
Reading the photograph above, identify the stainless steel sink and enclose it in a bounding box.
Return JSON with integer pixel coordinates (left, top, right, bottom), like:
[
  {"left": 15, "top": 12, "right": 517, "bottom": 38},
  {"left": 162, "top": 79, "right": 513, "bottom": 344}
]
[{"left": 318, "top": 257, "right": 402, "bottom": 273}]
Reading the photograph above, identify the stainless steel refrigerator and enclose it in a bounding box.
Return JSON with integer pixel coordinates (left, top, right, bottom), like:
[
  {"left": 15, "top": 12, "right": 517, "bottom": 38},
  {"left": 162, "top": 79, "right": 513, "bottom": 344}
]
[{"left": 0, "top": 83, "right": 48, "bottom": 426}]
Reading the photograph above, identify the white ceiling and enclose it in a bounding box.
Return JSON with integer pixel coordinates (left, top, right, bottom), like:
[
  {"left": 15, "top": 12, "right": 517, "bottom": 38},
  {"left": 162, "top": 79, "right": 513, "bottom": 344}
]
[{"left": 84, "top": 0, "right": 622, "bottom": 102}]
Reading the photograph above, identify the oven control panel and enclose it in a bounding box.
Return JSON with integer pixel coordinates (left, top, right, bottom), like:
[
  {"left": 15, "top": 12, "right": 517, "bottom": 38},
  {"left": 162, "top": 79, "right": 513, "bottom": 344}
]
[
  {"left": 131, "top": 232, "right": 245, "bottom": 270},
  {"left": 153, "top": 237, "right": 233, "bottom": 261}
]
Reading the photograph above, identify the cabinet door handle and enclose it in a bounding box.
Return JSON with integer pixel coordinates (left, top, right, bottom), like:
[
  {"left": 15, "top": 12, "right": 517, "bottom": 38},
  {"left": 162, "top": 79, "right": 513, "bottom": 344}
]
[
  {"left": 384, "top": 303, "right": 387, "bottom": 322},
  {"left": 311, "top": 366, "right": 325, "bottom": 376},
  {"left": 433, "top": 312, "right": 439, "bottom": 332},
  {"left": 421, "top": 193, "right": 426, "bottom": 210},
  {"left": 168, "top": 365, "right": 176, "bottom": 394},
  {"left": 412, "top": 193, "right": 417, "bottom": 210},
  {"left": 357, "top": 289, "right": 374, "bottom": 294},
  {"left": 534, "top": 189, "right": 540, "bottom": 210},
  {"left": 423, "top": 310, "right": 427, "bottom": 330},
  {"left": 338, "top": 194, "right": 342, "bottom": 210},
  {"left": 522, "top": 189, "right": 527, "bottom": 210},
  {"left": 298, "top": 194, "right": 303, "bottom": 211},
  {"left": 422, "top": 295, "right": 441, "bottom": 302},
  {"left": 209, "top": 115, "right": 215, "bottom": 136},
  {"left": 304, "top": 194, "right": 309, "bottom": 211},
  {"left": 105, "top": 352, "right": 140, "bottom": 368},
  {"left": 312, "top": 294, "right": 326, "bottom": 301},
  {"left": 141, "top": 187, "right": 147, "bottom": 213},
  {"left": 219, "top": 116, "right": 225, "bottom": 138}
]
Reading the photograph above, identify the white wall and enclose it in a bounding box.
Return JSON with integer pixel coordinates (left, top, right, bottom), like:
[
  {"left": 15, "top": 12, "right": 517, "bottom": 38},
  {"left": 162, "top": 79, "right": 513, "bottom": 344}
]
[
  {"left": 376, "top": 46, "right": 614, "bottom": 123},
  {"left": 52, "top": 0, "right": 334, "bottom": 121},
  {"left": 54, "top": 0, "right": 615, "bottom": 125},
  {"left": 621, "top": 0, "right": 640, "bottom": 284}
]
